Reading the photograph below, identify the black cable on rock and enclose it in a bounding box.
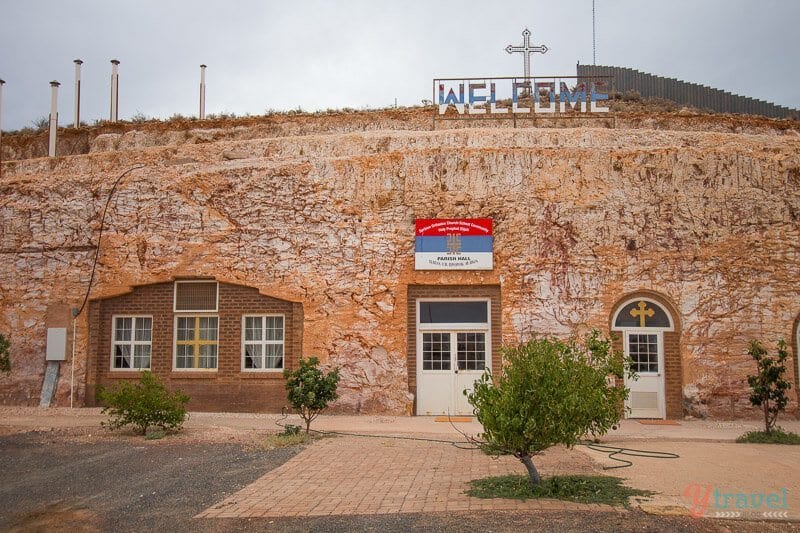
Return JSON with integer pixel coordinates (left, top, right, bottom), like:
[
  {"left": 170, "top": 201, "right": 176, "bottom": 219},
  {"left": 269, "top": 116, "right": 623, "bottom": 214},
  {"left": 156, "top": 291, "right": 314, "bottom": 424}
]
[{"left": 74, "top": 163, "right": 145, "bottom": 317}]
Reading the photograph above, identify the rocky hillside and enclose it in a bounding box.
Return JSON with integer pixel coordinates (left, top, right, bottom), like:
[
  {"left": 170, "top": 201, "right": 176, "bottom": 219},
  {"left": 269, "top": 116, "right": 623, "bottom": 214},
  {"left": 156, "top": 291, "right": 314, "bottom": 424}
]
[
  {"left": 2, "top": 103, "right": 798, "bottom": 162},
  {"left": 0, "top": 107, "right": 798, "bottom": 417}
]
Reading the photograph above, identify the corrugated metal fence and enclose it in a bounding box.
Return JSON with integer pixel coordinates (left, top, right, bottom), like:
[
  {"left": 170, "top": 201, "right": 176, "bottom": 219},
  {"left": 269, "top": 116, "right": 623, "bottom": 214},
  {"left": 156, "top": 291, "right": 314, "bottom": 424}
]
[{"left": 577, "top": 64, "right": 798, "bottom": 119}]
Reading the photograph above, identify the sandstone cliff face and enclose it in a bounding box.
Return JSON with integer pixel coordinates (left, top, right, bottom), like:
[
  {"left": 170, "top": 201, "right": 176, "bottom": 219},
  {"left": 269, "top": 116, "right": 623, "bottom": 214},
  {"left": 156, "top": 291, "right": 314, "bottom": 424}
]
[{"left": 1, "top": 120, "right": 798, "bottom": 417}]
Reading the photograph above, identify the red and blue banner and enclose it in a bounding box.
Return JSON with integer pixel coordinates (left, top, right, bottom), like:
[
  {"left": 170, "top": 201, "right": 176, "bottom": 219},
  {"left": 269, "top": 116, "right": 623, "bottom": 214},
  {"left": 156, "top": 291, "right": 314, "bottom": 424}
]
[{"left": 414, "top": 218, "right": 493, "bottom": 270}]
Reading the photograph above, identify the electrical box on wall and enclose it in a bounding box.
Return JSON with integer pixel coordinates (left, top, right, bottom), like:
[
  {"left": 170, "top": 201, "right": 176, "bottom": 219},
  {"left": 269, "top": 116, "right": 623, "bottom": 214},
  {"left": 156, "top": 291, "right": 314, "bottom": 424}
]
[{"left": 46, "top": 327, "right": 67, "bottom": 361}]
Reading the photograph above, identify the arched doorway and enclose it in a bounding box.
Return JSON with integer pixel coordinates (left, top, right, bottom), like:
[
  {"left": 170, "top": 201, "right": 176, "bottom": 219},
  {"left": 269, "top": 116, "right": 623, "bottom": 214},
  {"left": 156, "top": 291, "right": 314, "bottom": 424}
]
[{"left": 612, "top": 296, "right": 676, "bottom": 419}]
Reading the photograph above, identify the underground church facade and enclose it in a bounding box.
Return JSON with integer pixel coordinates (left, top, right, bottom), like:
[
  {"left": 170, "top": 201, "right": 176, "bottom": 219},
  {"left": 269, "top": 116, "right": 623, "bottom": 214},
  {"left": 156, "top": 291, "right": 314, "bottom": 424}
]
[{"left": 0, "top": 118, "right": 798, "bottom": 419}]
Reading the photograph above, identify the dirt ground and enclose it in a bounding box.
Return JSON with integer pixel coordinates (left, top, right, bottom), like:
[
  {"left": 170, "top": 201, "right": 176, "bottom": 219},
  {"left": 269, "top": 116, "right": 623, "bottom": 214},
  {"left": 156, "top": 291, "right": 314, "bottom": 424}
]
[
  {"left": 0, "top": 426, "right": 298, "bottom": 532},
  {"left": 0, "top": 421, "right": 797, "bottom": 532}
]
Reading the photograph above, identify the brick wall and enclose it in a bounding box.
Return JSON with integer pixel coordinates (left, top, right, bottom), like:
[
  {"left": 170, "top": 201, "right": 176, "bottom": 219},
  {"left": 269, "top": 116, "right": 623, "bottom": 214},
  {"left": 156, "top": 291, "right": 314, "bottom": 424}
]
[
  {"left": 86, "top": 281, "right": 302, "bottom": 412},
  {"left": 406, "top": 285, "right": 501, "bottom": 414}
]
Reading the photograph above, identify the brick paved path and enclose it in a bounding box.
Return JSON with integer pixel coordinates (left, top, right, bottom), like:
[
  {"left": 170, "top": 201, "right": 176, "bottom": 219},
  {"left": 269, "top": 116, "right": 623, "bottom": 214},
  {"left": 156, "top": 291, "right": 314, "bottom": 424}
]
[{"left": 197, "top": 436, "right": 620, "bottom": 518}]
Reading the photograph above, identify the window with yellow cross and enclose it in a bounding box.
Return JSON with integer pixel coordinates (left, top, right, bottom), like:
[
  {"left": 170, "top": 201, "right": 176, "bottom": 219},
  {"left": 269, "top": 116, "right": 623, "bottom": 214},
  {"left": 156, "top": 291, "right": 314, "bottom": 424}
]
[{"left": 175, "top": 316, "right": 219, "bottom": 369}]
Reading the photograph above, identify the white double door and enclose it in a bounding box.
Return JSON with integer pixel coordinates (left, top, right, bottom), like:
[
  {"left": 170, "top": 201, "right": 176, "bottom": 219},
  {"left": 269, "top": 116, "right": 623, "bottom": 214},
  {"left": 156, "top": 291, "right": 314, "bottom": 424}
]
[
  {"left": 416, "top": 329, "right": 489, "bottom": 416},
  {"left": 623, "top": 330, "right": 666, "bottom": 419}
]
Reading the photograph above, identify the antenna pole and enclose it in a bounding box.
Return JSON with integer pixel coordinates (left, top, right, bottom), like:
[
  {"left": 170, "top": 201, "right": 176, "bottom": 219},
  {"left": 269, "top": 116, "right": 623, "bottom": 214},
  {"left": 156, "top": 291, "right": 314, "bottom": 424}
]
[{"left": 593, "top": 0, "right": 597, "bottom": 65}]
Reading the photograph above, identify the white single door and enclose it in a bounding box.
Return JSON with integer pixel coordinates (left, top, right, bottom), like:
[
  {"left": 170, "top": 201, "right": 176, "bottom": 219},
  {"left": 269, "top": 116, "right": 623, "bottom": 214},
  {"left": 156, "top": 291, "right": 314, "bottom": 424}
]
[{"left": 624, "top": 331, "right": 665, "bottom": 419}]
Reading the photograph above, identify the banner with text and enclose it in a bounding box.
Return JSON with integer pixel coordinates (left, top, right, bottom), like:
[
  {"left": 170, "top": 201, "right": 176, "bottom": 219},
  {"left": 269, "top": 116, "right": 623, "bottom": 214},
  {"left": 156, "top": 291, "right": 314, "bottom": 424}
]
[{"left": 414, "top": 218, "right": 493, "bottom": 270}]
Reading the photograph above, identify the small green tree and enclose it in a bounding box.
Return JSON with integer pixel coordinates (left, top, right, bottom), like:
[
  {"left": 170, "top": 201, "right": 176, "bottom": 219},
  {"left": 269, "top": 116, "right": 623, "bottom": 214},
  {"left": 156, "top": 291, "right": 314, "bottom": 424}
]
[
  {"left": 746, "top": 339, "right": 792, "bottom": 435},
  {"left": 284, "top": 356, "right": 340, "bottom": 434},
  {"left": 97, "top": 371, "right": 190, "bottom": 435},
  {"left": 467, "top": 331, "right": 629, "bottom": 490},
  {"left": 0, "top": 334, "right": 10, "bottom": 373}
]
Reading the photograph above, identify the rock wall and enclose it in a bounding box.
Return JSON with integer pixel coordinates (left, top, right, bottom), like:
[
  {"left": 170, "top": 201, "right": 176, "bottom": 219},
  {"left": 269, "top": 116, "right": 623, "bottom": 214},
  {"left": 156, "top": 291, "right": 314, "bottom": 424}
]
[{"left": 1, "top": 121, "right": 799, "bottom": 417}]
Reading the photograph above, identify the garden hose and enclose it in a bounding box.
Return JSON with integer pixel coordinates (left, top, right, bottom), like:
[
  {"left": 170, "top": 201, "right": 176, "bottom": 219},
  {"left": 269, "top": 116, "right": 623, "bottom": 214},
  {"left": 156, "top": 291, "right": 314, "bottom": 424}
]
[
  {"left": 274, "top": 410, "right": 681, "bottom": 466},
  {"left": 580, "top": 441, "right": 680, "bottom": 469}
]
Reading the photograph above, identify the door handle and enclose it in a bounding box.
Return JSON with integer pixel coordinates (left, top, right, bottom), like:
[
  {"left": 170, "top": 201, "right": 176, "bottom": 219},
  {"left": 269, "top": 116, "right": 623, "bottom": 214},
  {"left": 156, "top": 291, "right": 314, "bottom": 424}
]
[{"left": 454, "top": 370, "right": 459, "bottom": 374}]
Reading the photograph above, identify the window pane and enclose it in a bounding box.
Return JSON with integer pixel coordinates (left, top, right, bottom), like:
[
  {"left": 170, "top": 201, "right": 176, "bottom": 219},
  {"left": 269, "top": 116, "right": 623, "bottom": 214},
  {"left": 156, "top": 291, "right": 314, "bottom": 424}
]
[
  {"left": 115, "top": 317, "right": 132, "bottom": 341},
  {"left": 628, "top": 334, "right": 658, "bottom": 373},
  {"left": 614, "top": 300, "right": 671, "bottom": 328},
  {"left": 135, "top": 318, "right": 152, "bottom": 342},
  {"left": 265, "top": 344, "right": 284, "bottom": 369},
  {"left": 199, "top": 317, "right": 218, "bottom": 341},
  {"left": 265, "top": 316, "right": 284, "bottom": 341},
  {"left": 457, "top": 332, "right": 486, "bottom": 370},
  {"left": 245, "top": 344, "right": 262, "bottom": 369},
  {"left": 245, "top": 317, "right": 262, "bottom": 341},
  {"left": 198, "top": 344, "right": 218, "bottom": 368},
  {"left": 134, "top": 344, "right": 151, "bottom": 369},
  {"left": 114, "top": 344, "right": 131, "bottom": 368},
  {"left": 422, "top": 332, "right": 451, "bottom": 370},
  {"left": 177, "top": 317, "right": 195, "bottom": 341},
  {"left": 176, "top": 344, "right": 194, "bottom": 368},
  {"left": 419, "top": 302, "right": 488, "bottom": 324}
]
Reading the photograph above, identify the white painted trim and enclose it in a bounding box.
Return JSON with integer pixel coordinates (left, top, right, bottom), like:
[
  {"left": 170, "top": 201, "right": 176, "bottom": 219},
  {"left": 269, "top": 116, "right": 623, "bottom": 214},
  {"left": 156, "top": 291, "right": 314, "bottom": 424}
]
[
  {"left": 110, "top": 315, "right": 153, "bottom": 371},
  {"left": 241, "top": 314, "right": 286, "bottom": 372},
  {"left": 173, "top": 280, "right": 219, "bottom": 313},
  {"left": 611, "top": 296, "right": 674, "bottom": 331}
]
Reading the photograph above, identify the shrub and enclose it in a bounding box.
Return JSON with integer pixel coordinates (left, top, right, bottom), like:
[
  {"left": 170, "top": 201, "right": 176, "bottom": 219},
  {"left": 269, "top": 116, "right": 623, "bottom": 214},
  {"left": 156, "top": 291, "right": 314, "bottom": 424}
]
[
  {"left": 736, "top": 428, "right": 800, "bottom": 445},
  {"left": 96, "top": 371, "right": 189, "bottom": 435},
  {"left": 0, "top": 334, "right": 10, "bottom": 373},
  {"left": 466, "top": 474, "right": 654, "bottom": 507},
  {"left": 32, "top": 116, "right": 49, "bottom": 132},
  {"left": 621, "top": 90, "right": 641, "bottom": 102},
  {"left": 130, "top": 111, "right": 149, "bottom": 124},
  {"left": 746, "top": 339, "right": 792, "bottom": 434},
  {"left": 284, "top": 357, "right": 340, "bottom": 434},
  {"left": 467, "top": 330, "right": 629, "bottom": 489}
]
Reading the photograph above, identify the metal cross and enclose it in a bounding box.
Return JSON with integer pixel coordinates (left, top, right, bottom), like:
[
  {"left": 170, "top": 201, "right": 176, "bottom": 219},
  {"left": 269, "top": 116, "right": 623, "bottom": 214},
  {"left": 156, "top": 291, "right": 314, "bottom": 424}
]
[
  {"left": 630, "top": 301, "right": 655, "bottom": 328},
  {"left": 505, "top": 28, "right": 548, "bottom": 79}
]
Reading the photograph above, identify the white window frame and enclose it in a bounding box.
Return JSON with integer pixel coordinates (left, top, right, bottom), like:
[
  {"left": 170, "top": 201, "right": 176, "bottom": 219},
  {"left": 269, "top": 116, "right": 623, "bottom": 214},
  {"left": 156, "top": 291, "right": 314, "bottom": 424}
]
[
  {"left": 416, "top": 298, "right": 492, "bottom": 332},
  {"left": 416, "top": 298, "right": 491, "bottom": 375},
  {"left": 611, "top": 297, "right": 674, "bottom": 332},
  {"left": 172, "top": 314, "right": 219, "bottom": 372},
  {"left": 173, "top": 280, "right": 219, "bottom": 313},
  {"left": 622, "top": 330, "right": 665, "bottom": 376},
  {"left": 610, "top": 298, "right": 674, "bottom": 378},
  {"left": 241, "top": 314, "right": 285, "bottom": 372},
  {"left": 110, "top": 315, "right": 153, "bottom": 371}
]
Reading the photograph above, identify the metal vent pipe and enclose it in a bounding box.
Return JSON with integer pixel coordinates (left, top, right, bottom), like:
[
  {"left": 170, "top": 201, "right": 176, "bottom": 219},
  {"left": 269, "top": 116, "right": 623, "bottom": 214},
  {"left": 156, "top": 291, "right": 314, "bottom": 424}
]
[
  {"left": 48, "top": 81, "right": 60, "bottom": 157},
  {"left": 0, "top": 79, "right": 5, "bottom": 165},
  {"left": 199, "top": 64, "right": 207, "bottom": 120},
  {"left": 73, "top": 59, "right": 83, "bottom": 128},
  {"left": 110, "top": 59, "right": 120, "bottom": 122}
]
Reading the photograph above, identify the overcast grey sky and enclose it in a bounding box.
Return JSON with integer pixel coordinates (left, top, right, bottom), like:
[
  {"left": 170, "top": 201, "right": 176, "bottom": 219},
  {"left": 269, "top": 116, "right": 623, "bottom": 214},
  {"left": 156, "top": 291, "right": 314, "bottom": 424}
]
[{"left": 0, "top": 0, "right": 797, "bottom": 131}]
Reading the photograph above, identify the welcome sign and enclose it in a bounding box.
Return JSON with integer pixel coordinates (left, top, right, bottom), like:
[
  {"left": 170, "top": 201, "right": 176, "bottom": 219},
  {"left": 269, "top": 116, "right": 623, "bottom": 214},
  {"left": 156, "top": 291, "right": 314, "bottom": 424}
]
[
  {"left": 415, "top": 218, "right": 493, "bottom": 270},
  {"left": 434, "top": 76, "right": 613, "bottom": 117}
]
